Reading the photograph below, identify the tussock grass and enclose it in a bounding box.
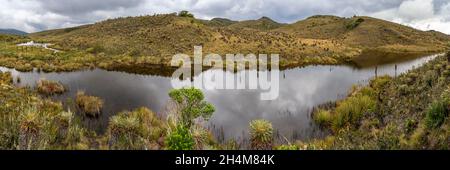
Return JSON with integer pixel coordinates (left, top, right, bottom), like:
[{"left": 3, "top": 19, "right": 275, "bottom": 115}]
[
  {"left": 332, "top": 94, "right": 375, "bottom": 131},
  {"left": 249, "top": 119, "right": 273, "bottom": 150},
  {"left": 75, "top": 91, "right": 104, "bottom": 117},
  {"left": 107, "top": 107, "right": 165, "bottom": 150},
  {"left": 313, "top": 109, "right": 332, "bottom": 127},
  {"left": 36, "top": 79, "right": 65, "bottom": 95}
]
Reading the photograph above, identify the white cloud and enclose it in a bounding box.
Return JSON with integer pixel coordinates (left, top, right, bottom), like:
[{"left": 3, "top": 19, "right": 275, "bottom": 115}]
[
  {"left": 398, "top": 0, "right": 434, "bottom": 21},
  {"left": 369, "top": 0, "right": 450, "bottom": 34}
]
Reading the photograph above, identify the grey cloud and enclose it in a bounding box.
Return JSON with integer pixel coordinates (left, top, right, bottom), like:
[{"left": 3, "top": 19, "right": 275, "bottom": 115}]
[{"left": 37, "top": 0, "right": 145, "bottom": 15}]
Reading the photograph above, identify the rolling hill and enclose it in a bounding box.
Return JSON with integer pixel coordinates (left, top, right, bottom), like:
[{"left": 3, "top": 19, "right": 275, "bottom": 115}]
[
  {"left": 29, "top": 13, "right": 450, "bottom": 67},
  {"left": 276, "top": 15, "right": 450, "bottom": 52},
  {"left": 0, "top": 29, "right": 27, "bottom": 36}
]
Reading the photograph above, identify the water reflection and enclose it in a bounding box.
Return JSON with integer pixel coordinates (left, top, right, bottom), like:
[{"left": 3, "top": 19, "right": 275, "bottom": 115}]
[{"left": 0, "top": 54, "right": 439, "bottom": 142}]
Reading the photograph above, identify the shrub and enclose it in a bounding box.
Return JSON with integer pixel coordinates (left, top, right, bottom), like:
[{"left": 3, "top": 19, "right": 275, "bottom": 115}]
[
  {"left": 313, "top": 109, "right": 332, "bottom": 127},
  {"left": 165, "top": 125, "right": 195, "bottom": 150},
  {"left": 76, "top": 91, "right": 104, "bottom": 117},
  {"left": 346, "top": 18, "right": 364, "bottom": 30},
  {"left": 425, "top": 100, "right": 448, "bottom": 129},
  {"left": 36, "top": 79, "right": 65, "bottom": 95},
  {"left": 332, "top": 94, "right": 375, "bottom": 130},
  {"left": 178, "top": 10, "right": 194, "bottom": 18},
  {"left": 249, "top": 119, "right": 273, "bottom": 150},
  {"left": 168, "top": 87, "right": 215, "bottom": 128}
]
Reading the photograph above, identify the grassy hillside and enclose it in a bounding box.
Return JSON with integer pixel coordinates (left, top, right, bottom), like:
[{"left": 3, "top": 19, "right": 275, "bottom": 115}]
[
  {"left": 307, "top": 54, "right": 450, "bottom": 149},
  {"left": 277, "top": 15, "right": 450, "bottom": 52},
  {"left": 30, "top": 13, "right": 361, "bottom": 68},
  {"left": 7, "top": 13, "right": 446, "bottom": 72}
]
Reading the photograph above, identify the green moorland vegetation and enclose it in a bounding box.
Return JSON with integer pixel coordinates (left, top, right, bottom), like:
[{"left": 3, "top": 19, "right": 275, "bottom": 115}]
[
  {"left": 1, "top": 12, "right": 448, "bottom": 73},
  {"left": 307, "top": 54, "right": 450, "bottom": 149},
  {"left": 0, "top": 53, "right": 449, "bottom": 150}
]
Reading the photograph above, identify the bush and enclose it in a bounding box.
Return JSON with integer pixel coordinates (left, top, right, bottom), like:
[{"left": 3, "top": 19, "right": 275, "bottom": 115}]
[
  {"left": 332, "top": 94, "right": 375, "bottom": 130},
  {"left": 425, "top": 100, "right": 448, "bottom": 129},
  {"left": 168, "top": 87, "right": 215, "bottom": 128},
  {"left": 249, "top": 119, "right": 273, "bottom": 150},
  {"left": 37, "top": 79, "right": 65, "bottom": 95},
  {"left": 76, "top": 91, "right": 104, "bottom": 117},
  {"left": 165, "top": 125, "right": 195, "bottom": 150},
  {"left": 178, "top": 11, "right": 194, "bottom": 18},
  {"left": 346, "top": 18, "right": 364, "bottom": 30}
]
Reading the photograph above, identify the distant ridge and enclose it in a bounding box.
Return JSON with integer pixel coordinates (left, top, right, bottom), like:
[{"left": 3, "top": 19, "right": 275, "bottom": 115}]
[{"left": 0, "top": 29, "right": 27, "bottom": 36}]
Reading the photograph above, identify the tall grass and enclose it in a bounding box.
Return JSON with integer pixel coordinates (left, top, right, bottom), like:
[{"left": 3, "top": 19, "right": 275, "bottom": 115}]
[
  {"left": 332, "top": 94, "right": 375, "bottom": 131},
  {"left": 75, "top": 91, "right": 104, "bottom": 117},
  {"left": 107, "top": 107, "right": 165, "bottom": 150}
]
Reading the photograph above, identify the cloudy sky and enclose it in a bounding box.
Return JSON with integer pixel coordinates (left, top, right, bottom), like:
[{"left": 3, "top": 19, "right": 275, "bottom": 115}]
[{"left": 1, "top": 0, "right": 450, "bottom": 34}]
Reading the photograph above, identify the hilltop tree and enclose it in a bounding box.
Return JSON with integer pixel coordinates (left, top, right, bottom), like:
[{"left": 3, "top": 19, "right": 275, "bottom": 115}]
[{"left": 178, "top": 10, "right": 194, "bottom": 18}]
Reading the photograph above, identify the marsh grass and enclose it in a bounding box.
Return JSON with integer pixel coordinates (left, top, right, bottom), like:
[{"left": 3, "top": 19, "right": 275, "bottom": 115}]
[
  {"left": 313, "top": 109, "right": 332, "bottom": 127},
  {"left": 107, "top": 107, "right": 165, "bottom": 150},
  {"left": 37, "top": 79, "right": 65, "bottom": 95},
  {"left": 332, "top": 94, "right": 375, "bottom": 131},
  {"left": 75, "top": 91, "right": 104, "bottom": 117},
  {"left": 249, "top": 119, "right": 273, "bottom": 150}
]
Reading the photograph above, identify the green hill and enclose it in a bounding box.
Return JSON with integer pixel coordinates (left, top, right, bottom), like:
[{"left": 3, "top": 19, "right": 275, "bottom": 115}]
[
  {"left": 29, "top": 14, "right": 450, "bottom": 68},
  {"left": 276, "top": 15, "right": 450, "bottom": 52}
]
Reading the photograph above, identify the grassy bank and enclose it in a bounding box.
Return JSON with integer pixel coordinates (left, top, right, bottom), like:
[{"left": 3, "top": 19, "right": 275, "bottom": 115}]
[{"left": 307, "top": 53, "right": 450, "bottom": 149}]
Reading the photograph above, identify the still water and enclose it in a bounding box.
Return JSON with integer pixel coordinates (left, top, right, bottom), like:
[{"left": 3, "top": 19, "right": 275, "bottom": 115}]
[{"left": 0, "top": 54, "right": 438, "bottom": 143}]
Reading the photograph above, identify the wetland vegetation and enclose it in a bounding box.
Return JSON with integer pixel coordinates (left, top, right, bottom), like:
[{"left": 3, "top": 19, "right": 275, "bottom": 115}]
[{"left": 0, "top": 12, "right": 449, "bottom": 150}]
